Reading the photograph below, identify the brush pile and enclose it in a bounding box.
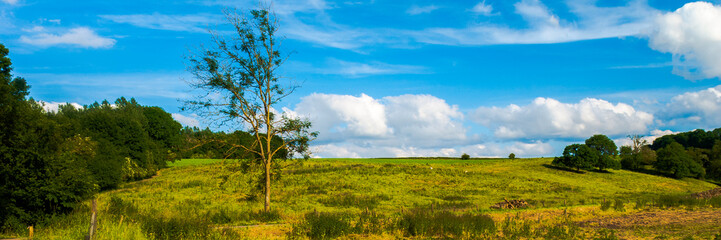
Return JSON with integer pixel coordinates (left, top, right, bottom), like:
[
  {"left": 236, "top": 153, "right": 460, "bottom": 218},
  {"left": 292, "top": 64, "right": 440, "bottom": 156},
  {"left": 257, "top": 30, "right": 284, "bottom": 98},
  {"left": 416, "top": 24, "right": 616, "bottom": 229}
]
[{"left": 490, "top": 199, "right": 528, "bottom": 209}]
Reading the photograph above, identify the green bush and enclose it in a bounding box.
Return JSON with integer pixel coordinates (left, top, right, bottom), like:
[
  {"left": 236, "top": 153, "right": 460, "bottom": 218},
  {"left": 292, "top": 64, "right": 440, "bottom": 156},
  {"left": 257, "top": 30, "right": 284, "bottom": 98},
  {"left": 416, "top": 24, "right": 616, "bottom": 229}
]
[
  {"left": 600, "top": 200, "right": 612, "bottom": 211},
  {"left": 294, "top": 211, "right": 352, "bottom": 239},
  {"left": 613, "top": 199, "right": 625, "bottom": 212},
  {"left": 140, "top": 215, "right": 211, "bottom": 240},
  {"left": 461, "top": 153, "right": 470, "bottom": 160},
  {"left": 398, "top": 209, "right": 495, "bottom": 238}
]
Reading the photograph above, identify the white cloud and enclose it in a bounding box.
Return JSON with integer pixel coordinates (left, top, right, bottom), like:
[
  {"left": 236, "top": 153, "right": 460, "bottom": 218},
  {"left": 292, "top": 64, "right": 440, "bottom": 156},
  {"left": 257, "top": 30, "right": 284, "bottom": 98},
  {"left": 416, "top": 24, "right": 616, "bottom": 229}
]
[
  {"left": 470, "top": 1, "right": 494, "bottom": 16},
  {"left": 2, "top": 0, "right": 18, "bottom": 5},
  {"left": 172, "top": 113, "right": 201, "bottom": 128},
  {"left": 412, "top": 0, "right": 658, "bottom": 45},
  {"left": 291, "top": 93, "right": 471, "bottom": 155},
  {"left": 19, "top": 27, "right": 116, "bottom": 48},
  {"left": 647, "top": 1, "right": 721, "bottom": 80},
  {"left": 473, "top": 97, "right": 654, "bottom": 139},
  {"left": 383, "top": 94, "right": 466, "bottom": 146},
  {"left": 312, "top": 58, "right": 427, "bottom": 76},
  {"left": 39, "top": 101, "right": 83, "bottom": 113},
  {"left": 407, "top": 5, "right": 439, "bottom": 15},
  {"left": 100, "top": 13, "right": 220, "bottom": 33},
  {"left": 660, "top": 85, "right": 721, "bottom": 128},
  {"left": 294, "top": 93, "right": 391, "bottom": 140}
]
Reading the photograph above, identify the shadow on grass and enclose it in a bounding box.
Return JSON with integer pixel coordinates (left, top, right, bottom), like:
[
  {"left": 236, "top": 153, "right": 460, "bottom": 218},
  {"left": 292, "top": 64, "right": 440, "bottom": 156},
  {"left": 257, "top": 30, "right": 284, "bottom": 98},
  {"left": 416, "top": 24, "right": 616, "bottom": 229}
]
[{"left": 541, "top": 164, "right": 585, "bottom": 174}]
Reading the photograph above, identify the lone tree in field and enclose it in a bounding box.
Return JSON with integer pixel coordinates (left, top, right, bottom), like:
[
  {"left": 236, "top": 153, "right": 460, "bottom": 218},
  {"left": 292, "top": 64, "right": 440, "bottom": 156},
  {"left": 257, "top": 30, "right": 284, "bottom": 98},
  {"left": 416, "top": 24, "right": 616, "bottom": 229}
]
[{"left": 185, "top": 8, "right": 316, "bottom": 212}]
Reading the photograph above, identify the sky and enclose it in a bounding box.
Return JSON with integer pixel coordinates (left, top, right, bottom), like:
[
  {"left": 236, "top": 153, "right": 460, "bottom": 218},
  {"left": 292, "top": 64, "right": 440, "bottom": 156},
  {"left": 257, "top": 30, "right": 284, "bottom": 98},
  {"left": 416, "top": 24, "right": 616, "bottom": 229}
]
[{"left": 1, "top": 0, "right": 721, "bottom": 158}]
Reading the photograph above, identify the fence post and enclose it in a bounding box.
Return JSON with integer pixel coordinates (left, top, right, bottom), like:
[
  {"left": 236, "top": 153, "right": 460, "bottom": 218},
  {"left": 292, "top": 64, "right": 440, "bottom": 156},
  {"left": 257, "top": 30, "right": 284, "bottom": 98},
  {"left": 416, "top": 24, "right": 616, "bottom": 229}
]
[{"left": 85, "top": 199, "right": 98, "bottom": 240}]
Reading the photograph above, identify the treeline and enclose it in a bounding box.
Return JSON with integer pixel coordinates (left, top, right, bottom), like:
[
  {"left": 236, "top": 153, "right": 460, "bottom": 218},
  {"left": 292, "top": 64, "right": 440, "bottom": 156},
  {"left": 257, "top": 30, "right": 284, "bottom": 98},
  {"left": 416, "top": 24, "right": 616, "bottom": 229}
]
[
  {"left": 553, "top": 128, "right": 721, "bottom": 181},
  {"left": 0, "top": 44, "right": 182, "bottom": 228},
  {"left": 179, "top": 127, "right": 288, "bottom": 160},
  {"left": 649, "top": 129, "right": 721, "bottom": 179}
]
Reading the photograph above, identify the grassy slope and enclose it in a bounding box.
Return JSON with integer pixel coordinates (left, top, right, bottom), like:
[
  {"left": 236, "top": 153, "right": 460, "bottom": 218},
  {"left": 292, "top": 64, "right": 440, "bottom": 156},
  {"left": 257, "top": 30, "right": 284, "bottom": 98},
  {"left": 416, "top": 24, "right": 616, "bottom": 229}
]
[{"left": 30, "top": 158, "right": 719, "bottom": 239}]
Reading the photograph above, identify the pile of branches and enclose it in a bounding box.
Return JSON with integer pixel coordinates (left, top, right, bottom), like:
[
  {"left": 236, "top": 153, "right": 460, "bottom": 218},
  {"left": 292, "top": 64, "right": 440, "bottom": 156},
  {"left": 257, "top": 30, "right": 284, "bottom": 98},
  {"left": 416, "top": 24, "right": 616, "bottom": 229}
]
[{"left": 490, "top": 199, "right": 528, "bottom": 209}]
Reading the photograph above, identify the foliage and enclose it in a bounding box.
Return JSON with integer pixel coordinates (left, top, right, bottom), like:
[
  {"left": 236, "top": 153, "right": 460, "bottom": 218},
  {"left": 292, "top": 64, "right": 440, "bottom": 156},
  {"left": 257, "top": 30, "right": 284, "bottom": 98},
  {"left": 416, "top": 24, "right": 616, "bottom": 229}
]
[
  {"left": 293, "top": 211, "right": 352, "bottom": 239},
  {"left": 586, "top": 134, "right": 620, "bottom": 171},
  {"left": 655, "top": 142, "right": 705, "bottom": 179},
  {"left": 461, "top": 153, "right": 470, "bottom": 160},
  {"left": 0, "top": 43, "right": 183, "bottom": 228},
  {"left": 509, "top": 153, "right": 516, "bottom": 159},
  {"left": 185, "top": 7, "right": 316, "bottom": 212},
  {"left": 398, "top": 209, "right": 496, "bottom": 238},
  {"left": 553, "top": 144, "right": 597, "bottom": 171}
]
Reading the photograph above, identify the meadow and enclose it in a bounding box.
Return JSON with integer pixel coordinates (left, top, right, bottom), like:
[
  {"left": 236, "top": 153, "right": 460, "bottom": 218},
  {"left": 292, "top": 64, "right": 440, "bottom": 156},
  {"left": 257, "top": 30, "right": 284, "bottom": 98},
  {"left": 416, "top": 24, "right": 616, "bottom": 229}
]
[{"left": 11, "top": 157, "right": 721, "bottom": 239}]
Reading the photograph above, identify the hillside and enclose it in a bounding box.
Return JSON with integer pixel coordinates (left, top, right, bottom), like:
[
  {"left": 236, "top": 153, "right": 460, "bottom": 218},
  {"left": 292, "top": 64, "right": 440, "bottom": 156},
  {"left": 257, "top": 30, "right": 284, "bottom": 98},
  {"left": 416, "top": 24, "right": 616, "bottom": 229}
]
[{"left": 23, "top": 158, "right": 721, "bottom": 239}]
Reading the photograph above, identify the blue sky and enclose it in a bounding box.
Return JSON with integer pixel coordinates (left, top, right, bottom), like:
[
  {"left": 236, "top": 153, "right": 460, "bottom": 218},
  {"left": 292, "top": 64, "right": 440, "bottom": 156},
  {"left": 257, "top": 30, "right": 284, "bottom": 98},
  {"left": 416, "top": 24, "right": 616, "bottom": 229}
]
[{"left": 2, "top": 0, "right": 721, "bottom": 158}]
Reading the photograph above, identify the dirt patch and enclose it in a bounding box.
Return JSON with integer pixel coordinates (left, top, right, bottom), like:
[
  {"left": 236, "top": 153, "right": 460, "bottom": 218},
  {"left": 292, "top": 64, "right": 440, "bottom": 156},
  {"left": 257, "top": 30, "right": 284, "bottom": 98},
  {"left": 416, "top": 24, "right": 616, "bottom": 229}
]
[{"left": 577, "top": 209, "right": 721, "bottom": 230}]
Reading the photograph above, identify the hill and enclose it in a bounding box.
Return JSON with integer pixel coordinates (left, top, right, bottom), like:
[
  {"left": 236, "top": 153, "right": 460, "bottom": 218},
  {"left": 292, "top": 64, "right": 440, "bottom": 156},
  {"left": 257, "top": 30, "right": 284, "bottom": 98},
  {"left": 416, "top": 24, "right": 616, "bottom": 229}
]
[{"left": 15, "top": 158, "right": 721, "bottom": 239}]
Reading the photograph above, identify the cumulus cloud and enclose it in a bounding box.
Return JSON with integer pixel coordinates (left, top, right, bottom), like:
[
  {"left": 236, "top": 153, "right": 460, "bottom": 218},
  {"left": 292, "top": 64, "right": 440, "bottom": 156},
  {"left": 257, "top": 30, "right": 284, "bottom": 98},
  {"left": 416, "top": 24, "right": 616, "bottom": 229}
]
[
  {"left": 407, "top": 5, "right": 439, "bottom": 15},
  {"left": 172, "top": 113, "right": 201, "bottom": 128},
  {"left": 660, "top": 85, "right": 721, "bottom": 128},
  {"left": 19, "top": 27, "right": 116, "bottom": 48},
  {"left": 294, "top": 93, "right": 391, "bottom": 140},
  {"left": 100, "top": 13, "right": 220, "bottom": 33},
  {"left": 473, "top": 97, "right": 654, "bottom": 139},
  {"left": 647, "top": 1, "right": 721, "bottom": 80},
  {"left": 383, "top": 94, "right": 466, "bottom": 146},
  {"left": 292, "top": 93, "right": 470, "bottom": 156}
]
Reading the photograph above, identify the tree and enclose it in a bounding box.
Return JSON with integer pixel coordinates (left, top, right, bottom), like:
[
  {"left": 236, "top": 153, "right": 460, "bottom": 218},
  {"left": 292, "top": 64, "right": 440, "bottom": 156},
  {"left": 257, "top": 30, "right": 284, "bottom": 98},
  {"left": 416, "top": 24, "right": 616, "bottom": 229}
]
[
  {"left": 508, "top": 153, "right": 516, "bottom": 160},
  {"left": 628, "top": 134, "right": 647, "bottom": 153},
  {"left": 620, "top": 145, "right": 641, "bottom": 170},
  {"left": 185, "top": 8, "right": 316, "bottom": 212},
  {"left": 655, "top": 142, "right": 705, "bottom": 179},
  {"left": 461, "top": 153, "right": 470, "bottom": 160},
  {"left": 585, "top": 134, "right": 620, "bottom": 171},
  {"left": 552, "top": 144, "right": 597, "bottom": 171}
]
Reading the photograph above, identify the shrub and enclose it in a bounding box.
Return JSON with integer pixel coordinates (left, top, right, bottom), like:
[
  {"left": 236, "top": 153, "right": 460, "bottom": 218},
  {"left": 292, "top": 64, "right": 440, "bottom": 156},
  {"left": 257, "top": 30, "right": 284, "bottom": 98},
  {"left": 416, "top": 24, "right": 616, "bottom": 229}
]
[
  {"left": 293, "top": 211, "right": 351, "bottom": 239},
  {"left": 613, "top": 199, "right": 625, "bottom": 212},
  {"left": 600, "top": 200, "right": 612, "bottom": 211},
  {"left": 140, "top": 215, "right": 211, "bottom": 240},
  {"left": 398, "top": 209, "right": 495, "bottom": 238}
]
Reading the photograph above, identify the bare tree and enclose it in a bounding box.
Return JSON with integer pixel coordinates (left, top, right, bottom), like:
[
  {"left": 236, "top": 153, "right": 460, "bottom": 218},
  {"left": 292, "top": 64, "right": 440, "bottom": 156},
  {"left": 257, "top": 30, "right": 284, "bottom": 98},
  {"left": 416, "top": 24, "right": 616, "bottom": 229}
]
[
  {"left": 628, "top": 134, "right": 648, "bottom": 154},
  {"left": 184, "top": 7, "right": 316, "bottom": 212}
]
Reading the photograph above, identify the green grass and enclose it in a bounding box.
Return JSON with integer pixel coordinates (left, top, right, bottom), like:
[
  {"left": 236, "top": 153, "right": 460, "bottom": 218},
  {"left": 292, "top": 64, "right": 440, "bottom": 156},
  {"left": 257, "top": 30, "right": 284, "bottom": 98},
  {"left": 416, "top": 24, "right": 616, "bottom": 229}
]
[
  {"left": 20, "top": 157, "right": 720, "bottom": 239},
  {"left": 166, "top": 158, "right": 223, "bottom": 167}
]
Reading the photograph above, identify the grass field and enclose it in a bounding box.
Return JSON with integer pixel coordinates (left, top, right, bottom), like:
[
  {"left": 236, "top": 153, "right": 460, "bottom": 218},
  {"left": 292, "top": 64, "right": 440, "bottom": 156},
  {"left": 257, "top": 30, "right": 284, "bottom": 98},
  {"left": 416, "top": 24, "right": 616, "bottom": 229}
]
[{"left": 14, "top": 157, "right": 721, "bottom": 239}]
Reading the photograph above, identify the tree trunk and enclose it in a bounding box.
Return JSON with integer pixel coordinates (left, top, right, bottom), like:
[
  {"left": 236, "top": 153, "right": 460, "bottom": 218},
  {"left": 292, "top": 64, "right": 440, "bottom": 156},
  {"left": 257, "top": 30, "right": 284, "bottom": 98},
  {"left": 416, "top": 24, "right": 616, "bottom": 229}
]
[{"left": 264, "top": 162, "right": 271, "bottom": 212}]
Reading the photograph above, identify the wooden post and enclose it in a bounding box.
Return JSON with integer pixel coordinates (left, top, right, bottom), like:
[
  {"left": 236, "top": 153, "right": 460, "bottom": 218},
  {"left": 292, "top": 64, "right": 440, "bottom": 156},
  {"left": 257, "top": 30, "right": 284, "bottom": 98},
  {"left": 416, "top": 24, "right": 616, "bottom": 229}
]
[{"left": 85, "top": 199, "right": 97, "bottom": 240}]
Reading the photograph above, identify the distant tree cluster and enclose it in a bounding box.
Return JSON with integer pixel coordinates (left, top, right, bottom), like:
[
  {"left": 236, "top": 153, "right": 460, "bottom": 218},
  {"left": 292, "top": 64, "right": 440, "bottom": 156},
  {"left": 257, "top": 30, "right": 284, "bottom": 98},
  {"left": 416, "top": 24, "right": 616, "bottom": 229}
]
[
  {"left": 553, "top": 128, "right": 721, "bottom": 180},
  {"left": 0, "top": 43, "right": 183, "bottom": 228},
  {"left": 648, "top": 129, "right": 721, "bottom": 179},
  {"left": 552, "top": 134, "right": 620, "bottom": 172}
]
